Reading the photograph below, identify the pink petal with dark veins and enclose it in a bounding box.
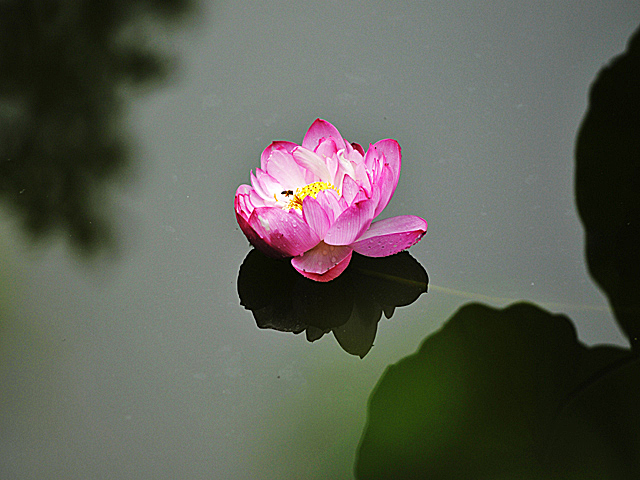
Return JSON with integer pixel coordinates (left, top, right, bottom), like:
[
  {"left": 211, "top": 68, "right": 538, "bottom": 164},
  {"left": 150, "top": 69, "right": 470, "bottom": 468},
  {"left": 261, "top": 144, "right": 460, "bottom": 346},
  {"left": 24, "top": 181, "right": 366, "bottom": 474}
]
[
  {"left": 324, "top": 187, "right": 379, "bottom": 246},
  {"left": 314, "top": 188, "right": 345, "bottom": 224},
  {"left": 302, "top": 195, "right": 331, "bottom": 239}
]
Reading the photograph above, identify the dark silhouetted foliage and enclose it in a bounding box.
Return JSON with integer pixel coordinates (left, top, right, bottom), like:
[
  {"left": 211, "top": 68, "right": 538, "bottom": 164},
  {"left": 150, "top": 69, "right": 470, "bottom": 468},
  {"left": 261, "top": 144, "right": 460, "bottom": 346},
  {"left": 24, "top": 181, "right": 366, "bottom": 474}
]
[
  {"left": 0, "top": 0, "right": 194, "bottom": 254},
  {"left": 357, "top": 24, "right": 640, "bottom": 479}
]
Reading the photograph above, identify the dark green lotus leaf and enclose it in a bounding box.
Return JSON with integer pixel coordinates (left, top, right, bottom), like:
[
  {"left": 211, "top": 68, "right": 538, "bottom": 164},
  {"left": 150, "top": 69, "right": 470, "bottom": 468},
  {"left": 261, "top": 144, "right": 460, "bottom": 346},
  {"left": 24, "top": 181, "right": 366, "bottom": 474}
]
[{"left": 356, "top": 303, "right": 639, "bottom": 479}]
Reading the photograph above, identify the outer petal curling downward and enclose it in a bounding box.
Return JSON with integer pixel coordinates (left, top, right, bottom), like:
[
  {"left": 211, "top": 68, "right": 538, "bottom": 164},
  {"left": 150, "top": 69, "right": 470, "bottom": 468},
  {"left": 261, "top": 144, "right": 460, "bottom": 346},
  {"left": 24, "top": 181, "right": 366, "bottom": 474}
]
[
  {"left": 350, "top": 215, "right": 427, "bottom": 257},
  {"left": 291, "top": 240, "right": 352, "bottom": 274},
  {"left": 293, "top": 252, "right": 353, "bottom": 282}
]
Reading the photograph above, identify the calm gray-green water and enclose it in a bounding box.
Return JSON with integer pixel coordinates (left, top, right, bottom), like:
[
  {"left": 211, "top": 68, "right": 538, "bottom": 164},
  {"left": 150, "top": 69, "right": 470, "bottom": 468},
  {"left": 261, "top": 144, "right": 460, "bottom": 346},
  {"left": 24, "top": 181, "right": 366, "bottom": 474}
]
[{"left": 1, "top": 1, "right": 638, "bottom": 478}]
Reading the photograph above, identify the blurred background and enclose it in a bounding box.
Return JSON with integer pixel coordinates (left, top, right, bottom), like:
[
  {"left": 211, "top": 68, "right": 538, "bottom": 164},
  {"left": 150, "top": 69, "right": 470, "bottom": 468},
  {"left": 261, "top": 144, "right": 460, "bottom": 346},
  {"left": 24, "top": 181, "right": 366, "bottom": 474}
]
[{"left": 1, "top": 1, "right": 639, "bottom": 478}]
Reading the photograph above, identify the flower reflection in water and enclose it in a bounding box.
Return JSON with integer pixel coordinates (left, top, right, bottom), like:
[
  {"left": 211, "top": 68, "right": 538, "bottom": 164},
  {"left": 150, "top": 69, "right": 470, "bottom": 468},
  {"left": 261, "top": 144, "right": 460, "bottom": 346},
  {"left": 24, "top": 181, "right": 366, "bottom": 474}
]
[{"left": 237, "top": 248, "right": 428, "bottom": 358}]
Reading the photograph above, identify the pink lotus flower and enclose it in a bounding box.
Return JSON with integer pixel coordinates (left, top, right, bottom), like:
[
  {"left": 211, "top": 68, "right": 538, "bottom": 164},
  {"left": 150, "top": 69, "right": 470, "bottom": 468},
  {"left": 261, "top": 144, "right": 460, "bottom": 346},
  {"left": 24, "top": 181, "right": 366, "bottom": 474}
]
[{"left": 235, "top": 119, "right": 428, "bottom": 282}]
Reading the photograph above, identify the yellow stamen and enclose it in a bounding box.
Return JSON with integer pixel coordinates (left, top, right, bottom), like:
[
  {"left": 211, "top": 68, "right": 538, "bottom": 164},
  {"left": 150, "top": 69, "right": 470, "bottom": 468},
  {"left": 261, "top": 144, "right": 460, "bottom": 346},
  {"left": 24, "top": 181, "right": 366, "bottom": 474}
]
[{"left": 285, "top": 181, "right": 339, "bottom": 210}]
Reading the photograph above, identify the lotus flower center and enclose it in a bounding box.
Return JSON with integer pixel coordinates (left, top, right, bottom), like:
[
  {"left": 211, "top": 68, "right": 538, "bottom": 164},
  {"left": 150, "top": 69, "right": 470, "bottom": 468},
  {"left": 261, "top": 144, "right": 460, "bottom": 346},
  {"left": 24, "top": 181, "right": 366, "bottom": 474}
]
[{"left": 285, "top": 181, "right": 339, "bottom": 210}]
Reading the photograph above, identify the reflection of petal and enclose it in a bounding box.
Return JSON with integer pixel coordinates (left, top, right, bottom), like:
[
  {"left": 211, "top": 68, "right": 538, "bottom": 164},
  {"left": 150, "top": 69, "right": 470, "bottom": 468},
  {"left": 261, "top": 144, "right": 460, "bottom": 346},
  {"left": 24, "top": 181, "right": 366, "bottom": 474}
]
[
  {"left": 306, "top": 326, "right": 328, "bottom": 342},
  {"left": 332, "top": 302, "right": 380, "bottom": 358},
  {"left": 350, "top": 251, "right": 428, "bottom": 306}
]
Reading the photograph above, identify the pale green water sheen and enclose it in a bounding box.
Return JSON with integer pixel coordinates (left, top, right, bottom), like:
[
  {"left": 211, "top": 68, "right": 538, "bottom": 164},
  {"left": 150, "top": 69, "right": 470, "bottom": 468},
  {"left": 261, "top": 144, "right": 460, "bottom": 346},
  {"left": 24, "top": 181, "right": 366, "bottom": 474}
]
[{"left": 1, "top": 1, "right": 638, "bottom": 479}]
